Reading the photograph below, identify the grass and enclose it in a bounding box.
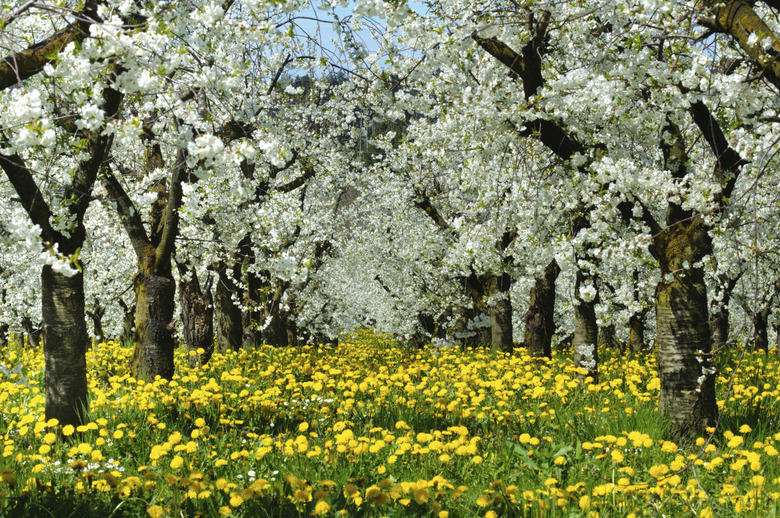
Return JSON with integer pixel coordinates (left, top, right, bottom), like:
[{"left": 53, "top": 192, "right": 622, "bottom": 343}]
[{"left": 1, "top": 329, "right": 779, "bottom": 517}]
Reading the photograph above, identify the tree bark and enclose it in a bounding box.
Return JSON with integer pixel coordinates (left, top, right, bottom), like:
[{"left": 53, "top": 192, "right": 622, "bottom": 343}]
[
  {"left": 654, "top": 218, "right": 717, "bottom": 443},
  {"left": 214, "top": 264, "right": 243, "bottom": 353},
  {"left": 86, "top": 298, "right": 106, "bottom": 347},
  {"left": 41, "top": 266, "right": 90, "bottom": 426},
  {"left": 21, "top": 315, "right": 41, "bottom": 349},
  {"left": 118, "top": 299, "right": 136, "bottom": 345},
  {"left": 489, "top": 272, "right": 514, "bottom": 352},
  {"left": 599, "top": 324, "right": 621, "bottom": 354},
  {"left": 0, "top": 324, "right": 8, "bottom": 351},
  {"left": 709, "top": 274, "right": 739, "bottom": 351},
  {"left": 102, "top": 144, "right": 184, "bottom": 380},
  {"left": 629, "top": 311, "right": 646, "bottom": 353},
  {"left": 523, "top": 260, "right": 559, "bottom": 358},
  {"left": 132, "top": 270, "right": 176, "bottom": 380},
  {"left": 178, "top": 265, "right": 214, "bottom": 367},
  {"left": 262, "top": 281, "right": 290, "bottom": 347},
  {"left": 573, "top": 269, "right": 599, "bottom": 383},
  {"left": 752, "top": 309, "right": 770, "bottom": 352}
]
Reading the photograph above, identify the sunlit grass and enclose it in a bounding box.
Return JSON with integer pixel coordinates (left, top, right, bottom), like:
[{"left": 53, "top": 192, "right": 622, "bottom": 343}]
[{"left": 1, "top": 330, "right": 779, "bottom": 516}]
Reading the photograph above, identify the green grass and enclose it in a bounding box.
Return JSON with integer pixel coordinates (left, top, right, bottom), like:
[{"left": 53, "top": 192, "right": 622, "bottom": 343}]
[{"left": 1, "top": 331, "right": 779, "bottom": 517}]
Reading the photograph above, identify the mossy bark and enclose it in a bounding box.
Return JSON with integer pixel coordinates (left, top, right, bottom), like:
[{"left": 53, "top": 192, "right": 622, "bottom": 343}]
[
  {"left": 42, "top": 266, "right": 90, "bottom": 426},
  {"left": 654, "top": 217, "right": 717, "bottom": 443}
]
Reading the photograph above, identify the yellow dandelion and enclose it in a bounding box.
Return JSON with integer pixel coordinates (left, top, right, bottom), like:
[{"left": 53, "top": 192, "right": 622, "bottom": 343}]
[{"left": 660, "top": 441, "right": 678, "bottom": 453}]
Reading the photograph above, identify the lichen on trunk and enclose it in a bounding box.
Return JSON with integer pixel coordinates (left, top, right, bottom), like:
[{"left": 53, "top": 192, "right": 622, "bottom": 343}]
[{"left": 654, "top": 218, "right": 717, "bottom": 443}]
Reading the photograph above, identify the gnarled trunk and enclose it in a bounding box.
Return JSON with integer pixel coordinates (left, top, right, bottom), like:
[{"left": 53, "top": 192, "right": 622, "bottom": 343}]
[
  {"left": 132, "top": 271, "right": 176, "bottom": 380},
  {"left": 179, "top": 266, "right": 214, "bottom": 367},
  {"left": 262, "top": 281, "right": 290, "bottom": 347},
  {"left": 42, "top": 266, "right": 90, "bottom": 426},
  {"left": 709, "top": 274, "right": 739, "bottom": 351},
  {"left": 524, "top": 259, "right": 559, "bottom": 358}
]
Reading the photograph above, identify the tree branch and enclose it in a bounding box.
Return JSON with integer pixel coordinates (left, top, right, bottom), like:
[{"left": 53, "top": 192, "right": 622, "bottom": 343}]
[
  {"left": 156, "top": 148, "right": 186, "bottom": 267},
  {"left": 688, "top": 100, "right": 748, "bottom": 206},
  {"left": 102, "top": 167, "right": 152, "bottom": 262},
  {"left": 0, "top": 152, "right": 55, "bottom": 243},
  {"left": 700, "top": 0, "right": 780, "bottom": 92},
  {"left": 0, "top": 1, "right": 100, "bottom": 91}
]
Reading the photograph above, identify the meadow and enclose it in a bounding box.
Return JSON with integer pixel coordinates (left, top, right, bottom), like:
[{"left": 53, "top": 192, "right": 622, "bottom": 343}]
[{"left": 1, "top": 330, "right": 779, "bottom": 517}]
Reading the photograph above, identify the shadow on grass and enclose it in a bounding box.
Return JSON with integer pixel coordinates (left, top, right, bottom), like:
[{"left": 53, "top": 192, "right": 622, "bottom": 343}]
[{"left": 2, "top": 491, "right": 141, "bottom": 518}]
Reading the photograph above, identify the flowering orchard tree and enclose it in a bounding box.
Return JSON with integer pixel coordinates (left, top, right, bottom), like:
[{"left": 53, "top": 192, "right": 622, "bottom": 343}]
[
  {"left": 85, "top": 0, "right": 361, "bottom": 377},
  {"left": 0, "top": 1, "right": 127, "bottom": 425},
  {"left": 352, "top": 0, "right": 780, "bottom": 441}
]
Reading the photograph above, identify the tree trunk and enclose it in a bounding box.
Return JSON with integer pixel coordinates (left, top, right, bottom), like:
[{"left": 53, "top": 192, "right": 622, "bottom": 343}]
[
  {"left": 709, "top": 308, "right": 730, "bottom": 351},
  {"left": 118, "top": 299, "right": 136, "bottom": 345},
  {"left": 776, "top": 324, "right": 780, "bottom": 358},
  {"left": 0, "top": 324, "right": 8, "bottom": 351},
  {"left": 286, "top": 318, "right": 299, "bottom": 347},
  {"left": 752, "top": 308, "right": 770, "bottom": 352},
  {"left": 86, "top": 298, "right": 106, "bottom": 347},
  {"left": 489, "top": 272, "right": 514, "bottom": 352},
  {"left": 41, "top": 266, "right": 90, "bottom": 426},
  {"left": 262, "top": 281, "right": 290, "bottom": 346},
  {"left": 21, "top": 315, "right": 41, "bottom": 349},
  {"left": 263, "top": 306, "right": 289, "bottom": 347},
  {"left": 524, "top": 259, "right": 559, "bottom": 358},
  {"left": 599, "top": 324, "right": 621, "bottom": 354},
  {"left": 709, "top": 274, "right": 738, "bottom": 351},
  {"left": 573, "top": 271, "right": 599, "bottom": 383},
  {"left": 629, "top": 311, "right": 646, "bottom": 353},
  {"left": 654, "top": 219, "right": 717, "bottom": 443},
  {"left": 132, "top": 271, "right": 176, "bottom": 380},
  {"left": 214, "top": 264, "right": 242, "bottom": 353},
  {"left": 178, "top": 266, "right": 214, "bottom": 367}
]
